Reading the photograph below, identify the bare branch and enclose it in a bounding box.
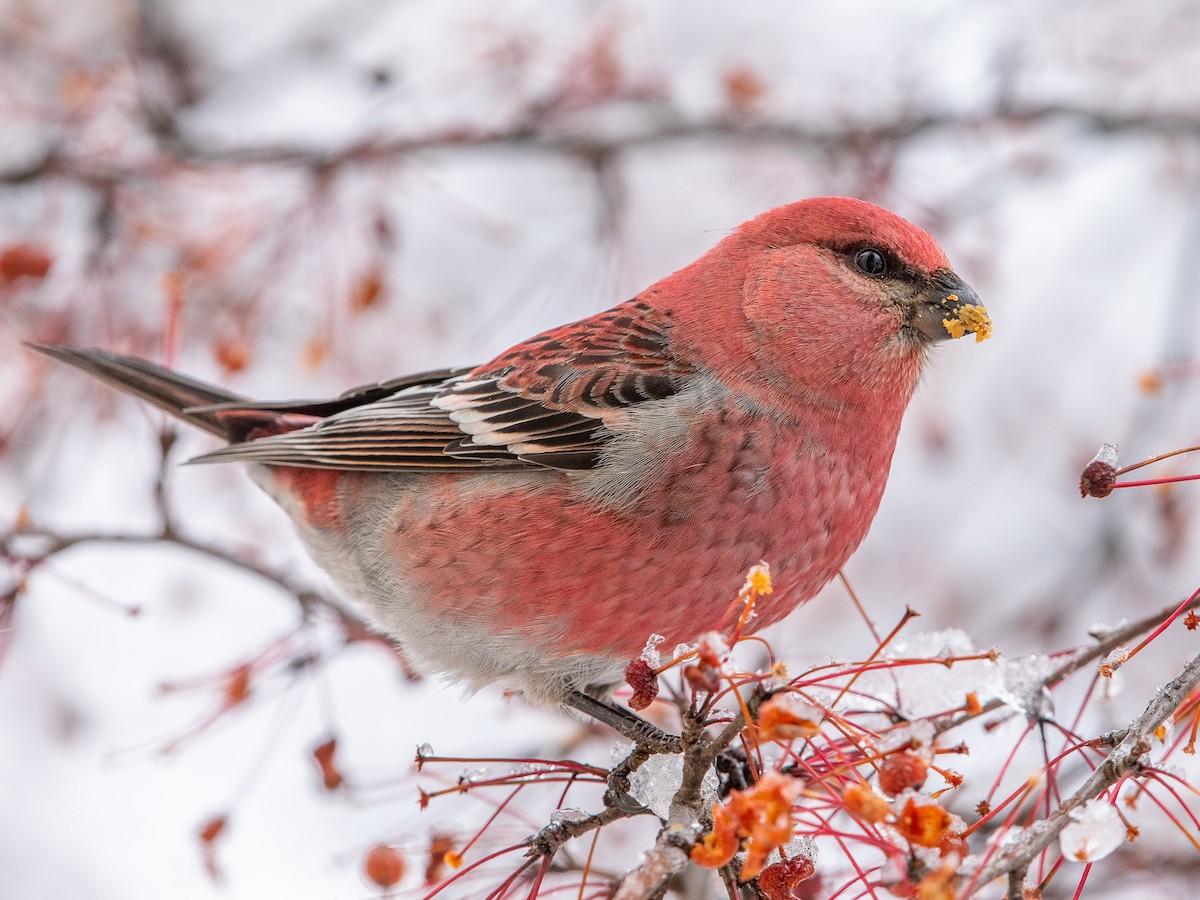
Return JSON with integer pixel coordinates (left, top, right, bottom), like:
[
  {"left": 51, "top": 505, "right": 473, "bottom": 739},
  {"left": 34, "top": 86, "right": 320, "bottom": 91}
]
[
  {"left": 5, "top": 102, "right": 1199, "bottom": 187},
  {"left": 5, "top": 522, "right": 358, "bottom": 624}
]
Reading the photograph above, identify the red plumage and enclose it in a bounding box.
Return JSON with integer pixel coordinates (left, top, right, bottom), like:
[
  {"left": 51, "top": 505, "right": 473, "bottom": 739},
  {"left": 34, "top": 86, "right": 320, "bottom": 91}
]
[{"left": 31, "top": 197, "right": 987, "bottom": 704}]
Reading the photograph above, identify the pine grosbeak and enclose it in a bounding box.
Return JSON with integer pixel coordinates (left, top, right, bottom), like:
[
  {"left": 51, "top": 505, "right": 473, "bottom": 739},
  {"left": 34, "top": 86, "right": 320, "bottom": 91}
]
[{"left": 31, "top": 197, "right": 988, "bottom": 724}]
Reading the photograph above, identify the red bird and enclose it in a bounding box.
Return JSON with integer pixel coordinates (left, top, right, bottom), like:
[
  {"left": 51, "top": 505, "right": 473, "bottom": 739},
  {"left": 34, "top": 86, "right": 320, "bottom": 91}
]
[{"left": 32, "top": 197, "right": 988, "bottom": 737}]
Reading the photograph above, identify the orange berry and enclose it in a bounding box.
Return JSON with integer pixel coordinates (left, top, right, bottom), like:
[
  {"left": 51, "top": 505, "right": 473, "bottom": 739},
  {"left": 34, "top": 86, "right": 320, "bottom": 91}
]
[
  {"left": 879, "top": 751, "right": 929, "bottom": 795},
  {"left": 843, "top": 782, "right": 889, "bottom": 823}
]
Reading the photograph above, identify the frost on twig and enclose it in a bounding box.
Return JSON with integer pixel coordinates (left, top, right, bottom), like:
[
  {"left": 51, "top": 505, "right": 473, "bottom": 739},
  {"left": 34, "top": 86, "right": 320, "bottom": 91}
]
[{"left": 964, "top": 649, "right": 1200, "bottom": 894}]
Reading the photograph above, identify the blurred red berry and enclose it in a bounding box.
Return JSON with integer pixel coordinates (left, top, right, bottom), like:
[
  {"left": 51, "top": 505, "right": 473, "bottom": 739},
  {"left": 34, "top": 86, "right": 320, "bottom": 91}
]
[
  {"left": 224, "top": 665, "right": 251, "bottom": 705},
  {"left": 198, "top": 814, "right": 227, "bottom": 844},
  {"left": 214, "top": 337, "right": 251, "bottom": 374},
  {"left": 0, "top": 243, "right": 52, "bottom": 283},
  {"left": 364, "top": 844, "right": 406, "bottom": 888},
  {"left": 312, "top": 737, "right": 344, "bottom": 790},
  {"left": 350, "top": 269, "right": 386, "bottom": 313},
  {"left": 724, "top": 66, "right": 766, "bottom": 112},
  {"left": 424, "top": 833, "right": 456, "bottom": 884}
]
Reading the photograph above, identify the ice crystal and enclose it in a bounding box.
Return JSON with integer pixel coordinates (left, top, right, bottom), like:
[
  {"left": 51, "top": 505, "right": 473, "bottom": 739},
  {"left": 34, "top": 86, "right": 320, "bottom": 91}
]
[
  {"left": 998, "top": 653, "right": 1056, "bottom": 719},
  {"left": 1059, "top": 800, "right": 1125, "bottom": 862},
  {"left": 870, "top": 629, "right": 1000, "bottom": 718},
  {"left": 640, "top": 633, "right": 666, "bottom": 667},
  {"left": 550, "top": 808, "right": 588, "bottom": 826},
  {"left": 619, "top": 749, "right": 718, "bottom": 819}
]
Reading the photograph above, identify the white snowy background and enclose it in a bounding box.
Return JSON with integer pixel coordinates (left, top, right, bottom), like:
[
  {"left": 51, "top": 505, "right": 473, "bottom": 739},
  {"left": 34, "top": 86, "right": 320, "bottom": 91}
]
[{"left": 2, "top": 0, "right": 1200, "bottom": 897}]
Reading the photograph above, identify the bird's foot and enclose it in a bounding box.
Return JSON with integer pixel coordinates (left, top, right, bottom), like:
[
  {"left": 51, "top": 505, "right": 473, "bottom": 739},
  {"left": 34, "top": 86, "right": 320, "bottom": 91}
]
[
  {"left": 713, "top": 745, "right": 754, "bottom": 797},
  {"left": 604, "top": 744, "right": 653, "bottom": 814}
]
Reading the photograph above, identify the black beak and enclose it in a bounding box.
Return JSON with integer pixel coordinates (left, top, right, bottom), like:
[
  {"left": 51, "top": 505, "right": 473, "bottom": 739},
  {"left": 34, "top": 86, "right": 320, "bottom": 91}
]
[{"left": 909, "top": 270, "right": 991, "bottom": 343}]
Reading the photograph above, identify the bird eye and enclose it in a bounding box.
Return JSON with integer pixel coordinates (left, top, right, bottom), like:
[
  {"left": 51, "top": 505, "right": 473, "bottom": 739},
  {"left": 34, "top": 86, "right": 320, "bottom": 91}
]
[{"left": 854, "top": 248, "right": 888, "bottom": 277}]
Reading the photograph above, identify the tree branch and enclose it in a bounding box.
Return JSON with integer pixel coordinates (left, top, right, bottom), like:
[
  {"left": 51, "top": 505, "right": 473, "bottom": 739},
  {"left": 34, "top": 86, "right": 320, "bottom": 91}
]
[
  {"left": 936, "top": 590, "right": 1200, "bottom": 735},
  {"left": 5, "top": 102, "right": 1199, "bottom": 186},
  {"left": 1, "top": 428, "right": 364, "bottom": 632},
  {"left": 612, "top": 705, "right": 748, "bottom": 898},
  {"left": 962, "top": 649, "right": 1200, "bottom": 895}
]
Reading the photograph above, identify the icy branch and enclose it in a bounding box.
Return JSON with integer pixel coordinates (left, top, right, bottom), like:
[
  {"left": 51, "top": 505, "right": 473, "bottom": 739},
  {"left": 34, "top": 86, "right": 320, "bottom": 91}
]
[
  {"left": 962, "top": 649, "right": 1200, "bottom": 895},
  {"left": 936, "top": 591, "right": 1200, "bottom": 734}
]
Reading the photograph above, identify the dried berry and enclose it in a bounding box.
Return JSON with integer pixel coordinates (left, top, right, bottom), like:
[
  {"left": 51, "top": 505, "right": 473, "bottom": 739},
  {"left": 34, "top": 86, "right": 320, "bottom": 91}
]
[
  {"left": 842, "top": 782, "right": 889, "bottom": 823},
  {"left": 624, "top": 657, "right": 658, "bottom": 710},
  {"left": 691, "top": 772, "right": 802, "bottom": 880},
  {"left": 683, "top": 662, "right": 721, "bottom": 695},
  {"left": 424, "top": 833, "right": 456, "bottom": 884},
  {"left": 939, "top": 831, "right": 969, "bottom": 859},
  {"left": 879, "top": 750, "right": 928, "bottom": 795},
  {"left": 757, "top": 853, "right": 816, "bottom": 898},
  {"left": 1080, "top": 443, "right": 1119, "bottom": 498},
  {"left": 915, "top": 862, "right": 958, "bottom": 900},
  {"left": 756, "top": 693, "right": 822, "bottom": 742},
  {"left": 896, "top": 798, "right": 953, "bottom": 848}
]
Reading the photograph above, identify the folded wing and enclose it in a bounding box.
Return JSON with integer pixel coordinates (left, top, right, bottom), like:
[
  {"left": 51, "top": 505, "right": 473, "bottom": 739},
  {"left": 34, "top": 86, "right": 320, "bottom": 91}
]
[{"left": 189, "top": 299, "right": 693, "bottom": 473}]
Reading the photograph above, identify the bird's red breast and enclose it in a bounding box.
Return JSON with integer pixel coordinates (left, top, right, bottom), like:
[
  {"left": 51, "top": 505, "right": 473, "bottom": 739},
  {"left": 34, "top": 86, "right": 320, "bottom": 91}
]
[{"left": 379, "top": 390, "right": 908, "bottom": 659}]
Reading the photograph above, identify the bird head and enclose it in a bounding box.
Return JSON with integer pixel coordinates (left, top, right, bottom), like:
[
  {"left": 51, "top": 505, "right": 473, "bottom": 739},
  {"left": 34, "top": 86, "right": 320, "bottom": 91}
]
[
  {"left": 666, "top": 196, "right": 989, "bottom": 411},
  {"left": 739, "top": 195, "right": 989, "bottom": 344}
]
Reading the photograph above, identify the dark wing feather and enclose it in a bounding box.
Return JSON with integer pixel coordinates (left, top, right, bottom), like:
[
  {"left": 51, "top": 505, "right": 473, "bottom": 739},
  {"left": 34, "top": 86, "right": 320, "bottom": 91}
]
[
  {"left": 189, "top": 299, "right": 693, "bottom": 472},
  {"left": 185, "top": 366, "right": 471, "bottom": 418}
]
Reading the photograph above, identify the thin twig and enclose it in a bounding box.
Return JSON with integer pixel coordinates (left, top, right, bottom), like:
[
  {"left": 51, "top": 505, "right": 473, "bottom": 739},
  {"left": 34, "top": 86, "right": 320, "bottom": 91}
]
[
  {"left": 962, "top": 649, "right": 1200, "bottom": 895},
  {"left": 2, "top": 522, "right": 360, "bottom": 631},
  {"left": 936, "top": 591, "right": 1200, "bottom": 735}
]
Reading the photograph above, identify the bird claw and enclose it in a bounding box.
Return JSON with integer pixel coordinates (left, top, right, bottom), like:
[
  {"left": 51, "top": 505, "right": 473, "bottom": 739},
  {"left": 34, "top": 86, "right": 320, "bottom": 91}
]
[
  {"left": 604, "top": 745, "right": 652, "bottom": 815},
  {"left": 714, "top": 745, "right": 754, "bottom": 797}
]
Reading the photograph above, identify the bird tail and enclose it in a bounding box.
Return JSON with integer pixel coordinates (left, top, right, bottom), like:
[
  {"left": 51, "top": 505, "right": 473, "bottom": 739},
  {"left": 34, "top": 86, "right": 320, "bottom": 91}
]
[{"left": 26, "top": 343, "right": 245, "bottom": 439}]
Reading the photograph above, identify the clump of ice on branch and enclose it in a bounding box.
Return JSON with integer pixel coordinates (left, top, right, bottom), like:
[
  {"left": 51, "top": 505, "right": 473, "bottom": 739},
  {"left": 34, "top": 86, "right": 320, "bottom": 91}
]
[
  {"left": 858, "top": 628, "right": 1000, "bottom": 719},
  {"left": 1059, "top": 800, "right": 1126, "bottom": 862},
  {"left": 611, "top": 743, "right": 718, "bottom": 819}
]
